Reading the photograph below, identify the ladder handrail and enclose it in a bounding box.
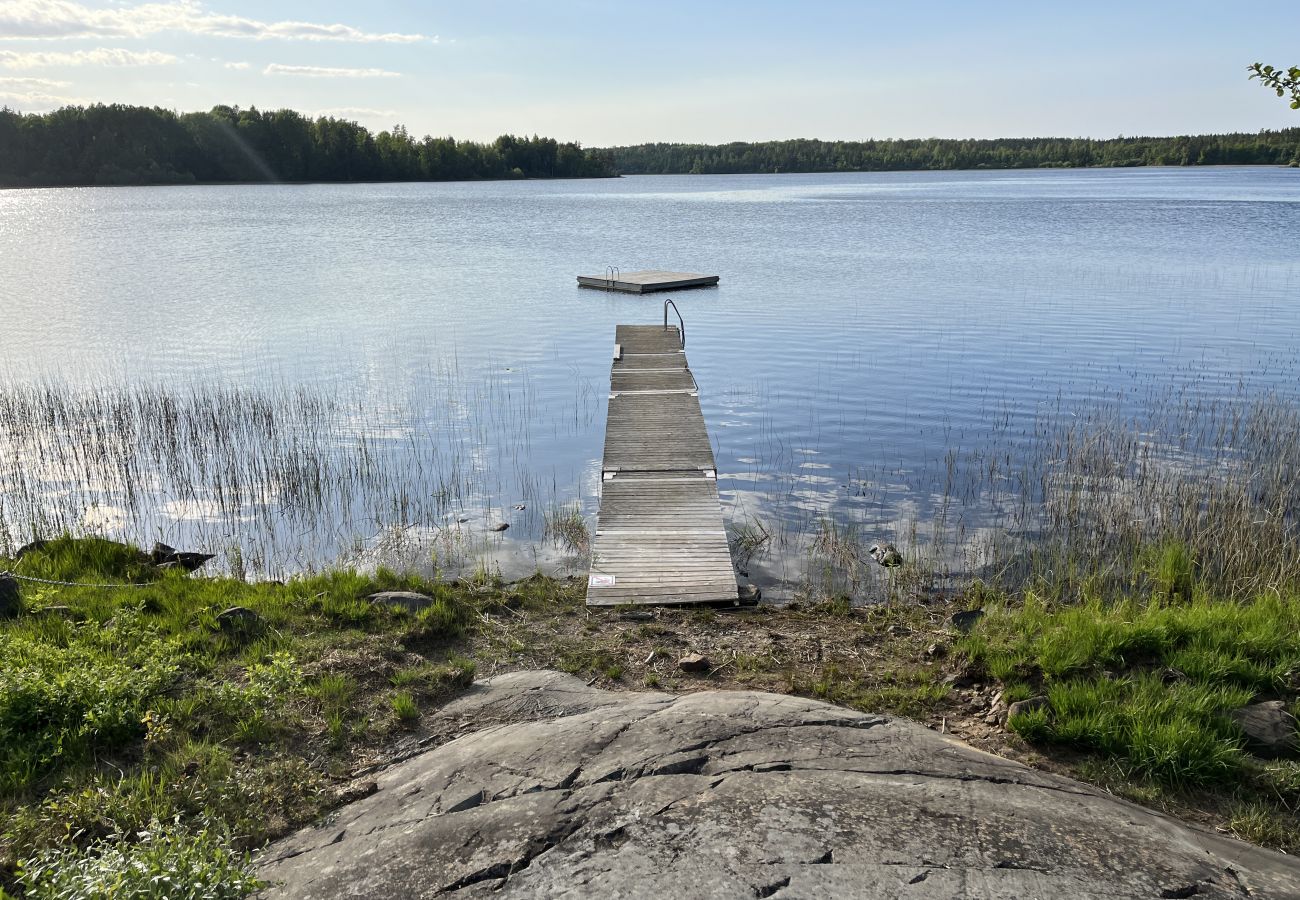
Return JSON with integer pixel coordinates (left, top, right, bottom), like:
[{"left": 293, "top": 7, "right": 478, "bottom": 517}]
[
  {"left": 605, "top": 265, "right": 620, "bottom": 290},
  {"left": 663, "top": 298, "right": 685, "bottom": 348}
]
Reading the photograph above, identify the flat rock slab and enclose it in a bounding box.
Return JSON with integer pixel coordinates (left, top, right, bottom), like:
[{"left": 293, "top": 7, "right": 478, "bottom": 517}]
[{"left": 257, "top": 671, "right": 1300, "bottom": 899}]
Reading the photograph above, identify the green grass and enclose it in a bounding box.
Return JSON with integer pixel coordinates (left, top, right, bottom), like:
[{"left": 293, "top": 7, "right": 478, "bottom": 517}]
[
  {"left": 390, "top": 692, "right": 419, "bottom": 726},
  {"left": 0, "top": 537, "right": 492, "bottom": 896},
  {"left": 958, "top": 577, "right": 1300, "bottom": 833},
  {"left": 16, "top": 822, "right": 262, "bottom": 899}
]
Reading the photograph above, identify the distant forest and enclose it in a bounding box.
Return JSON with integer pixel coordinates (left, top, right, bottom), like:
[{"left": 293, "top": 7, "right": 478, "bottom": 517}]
[
  {"left": 609, "top": 132, "right": 1300, "bottom": 174},
  {"left": 2, "top": 104, "right": 1298, "bottom": 187},
  {"left": 0, "top": 104, "right": 617, "bottom": 187}
]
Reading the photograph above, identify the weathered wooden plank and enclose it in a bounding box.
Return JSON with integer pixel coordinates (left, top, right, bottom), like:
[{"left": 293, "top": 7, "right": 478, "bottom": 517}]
[{"left": 588, "top": 325, "right": 740, "bottom": 607}]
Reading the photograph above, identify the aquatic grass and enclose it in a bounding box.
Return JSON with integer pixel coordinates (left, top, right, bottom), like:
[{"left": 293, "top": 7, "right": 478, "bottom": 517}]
[
  {"left": 767, "top": 385, "right": 1300, "bottom": 605},
  {"left": 0, "top": 372, "right": 596, "bottom": 578},
  {"left": 542, "top": 504, "right": 589, "bottom": 555},
  {"left": 727, "top": 518, "right": 770, "bottom": 569}
]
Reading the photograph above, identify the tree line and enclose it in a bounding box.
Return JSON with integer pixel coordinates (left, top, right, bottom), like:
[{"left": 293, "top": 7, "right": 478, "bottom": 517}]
[
  {"left": 3, "top": 104, "right": 1297, "bottom": 187},
  {"left": 608, "top": 132, "right": 1300, "bottom": 175},
  {"left": 0, "top": 104, "right": 617, "bottom": 187}
]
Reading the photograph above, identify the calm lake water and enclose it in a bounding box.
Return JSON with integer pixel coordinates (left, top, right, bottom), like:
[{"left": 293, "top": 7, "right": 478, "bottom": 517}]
[{"left": 2, "top": 168, "right": 1299, "bottom": 590}]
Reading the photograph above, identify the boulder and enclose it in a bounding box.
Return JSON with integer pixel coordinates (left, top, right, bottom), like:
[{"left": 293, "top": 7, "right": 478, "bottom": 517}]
[
  {"left": 151, "top": 542, "right": 216, "bottom": 572},
  {"left": 947, "top": 609, "right": 985, "bottom": 633},
  {"left": 1007, "top": 695, "right": 1052, "bottom": 721},
  {"left": 489, "top": 523, "right": 510, "bottom": 533},
  {"left": 1231, "top": 701, "right": 1299, "bottom": 758},
  {"left": 368, "top": 591, "right": 435, "bottom": 613},
  {"left": 14, "top": 539, "right": 49, "bottom": 559},
  {"left": 216, "top": 606, "right": 262, "bottom": 632},
  {"left": 0, "top": 575, "right": 20, "bottom": 620},
  {"left": 677, "top": 653, "right": 711, "bottom": 673},
  {"left": 256, "top": 671, "right": 1300, "bottom": 899}
]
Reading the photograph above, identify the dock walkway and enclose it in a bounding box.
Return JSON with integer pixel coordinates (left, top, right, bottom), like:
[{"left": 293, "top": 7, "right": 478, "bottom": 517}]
[{"left": 586, "top": 324, "right": 739, "bottom": 606}]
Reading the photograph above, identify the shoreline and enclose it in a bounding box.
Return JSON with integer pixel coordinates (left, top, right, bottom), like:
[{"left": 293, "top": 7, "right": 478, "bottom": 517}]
[{"left": 2, "top": 536, "right": 1298, "bottom": 894}]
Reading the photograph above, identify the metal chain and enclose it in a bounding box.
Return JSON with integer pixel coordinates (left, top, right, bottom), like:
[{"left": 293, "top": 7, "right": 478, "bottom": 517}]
[{"left": 0, "top": 569, "right": 149, "bottom": 589}]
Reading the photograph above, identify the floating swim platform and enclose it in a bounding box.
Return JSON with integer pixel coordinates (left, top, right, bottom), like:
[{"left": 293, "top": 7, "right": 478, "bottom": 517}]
[{"left": 577, "top": 270, "right": 720, "bottom": 293}]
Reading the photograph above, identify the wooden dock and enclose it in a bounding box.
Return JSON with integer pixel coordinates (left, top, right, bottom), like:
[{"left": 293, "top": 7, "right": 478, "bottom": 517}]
[
  {"left": 587, "top": 324, "right": 741, "bottom": 606},
  {"left": 577, "top": 270, "right": 720, "bottom": 294}
]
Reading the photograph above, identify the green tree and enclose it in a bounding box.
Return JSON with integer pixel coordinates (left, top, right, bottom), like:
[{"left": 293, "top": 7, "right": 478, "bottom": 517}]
[{"left": 1249, "top": 63, "right": 1300, "bottom": 110}]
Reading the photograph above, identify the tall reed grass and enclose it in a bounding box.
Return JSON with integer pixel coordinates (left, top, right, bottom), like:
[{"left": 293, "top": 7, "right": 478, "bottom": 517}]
[
  {"left": 740, "top": 389, "right": 1300, "bottom": 603},
  {"left": 0, "top": 369, "right": 593, "bottom": 578}
]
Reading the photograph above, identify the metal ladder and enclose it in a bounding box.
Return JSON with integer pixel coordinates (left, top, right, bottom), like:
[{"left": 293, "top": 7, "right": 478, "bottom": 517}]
[{"left": 663, "top": 298, "right": 685, "bottom": 347}]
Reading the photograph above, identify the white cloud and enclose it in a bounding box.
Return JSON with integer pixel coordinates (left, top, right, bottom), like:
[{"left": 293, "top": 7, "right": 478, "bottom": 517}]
[
  {"left": 0, "top": 47, "right": 178, "bottom": 68},
  {"left": 315, "top": 106, "right": 398, "bottom": 120},
  {"left": 223, "top": 60, "right": 248, "bottom": 70},
  {"left": 0, "top": 0, "right": 431, "bottom": 43},
  {"left": 263, "top": 63, "right": 400, "bottom": 79},
  {"left": 0, "top": 73, "right": 78, "bottom": 107},
  {"left": 0, "top": 74, "right": 69, "bottom": 87}
]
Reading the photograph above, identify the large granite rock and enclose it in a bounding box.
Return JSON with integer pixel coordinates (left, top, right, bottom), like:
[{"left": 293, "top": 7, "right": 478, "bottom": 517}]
[{"left": 257, "top": 671, "right": 1300, "bottom": 899}]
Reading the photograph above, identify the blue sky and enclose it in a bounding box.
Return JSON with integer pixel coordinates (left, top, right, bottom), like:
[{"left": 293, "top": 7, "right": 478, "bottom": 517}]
[{"left": 0, "top": 1, "right": 1295, "bottom": 144}]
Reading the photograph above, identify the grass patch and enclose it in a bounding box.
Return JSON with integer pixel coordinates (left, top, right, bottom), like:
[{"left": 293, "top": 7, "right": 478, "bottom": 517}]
[
  {"left": 15, "top": 822, "right": 261, "bottom": 899},
  {"left": 959, "top": 582, "right": 1300, "bottom": 833},
  {"left": 0, "top": 538, "right": 500, "bottom": 896}
]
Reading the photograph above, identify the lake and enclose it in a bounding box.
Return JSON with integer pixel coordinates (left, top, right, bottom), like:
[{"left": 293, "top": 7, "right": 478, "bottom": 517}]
[{"left": 2, "top": 168, "right": 1299, "bottom": 593}]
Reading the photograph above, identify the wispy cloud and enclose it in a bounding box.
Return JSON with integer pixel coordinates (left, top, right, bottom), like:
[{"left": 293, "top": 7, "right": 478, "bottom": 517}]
[
  {"left": 0, "top": 47, "right": 177, "bottom": 69},
  {"left": 0, "top": 75, "right": 79, "bottom": 106},
  {"left": 0, "top": 0, "right": 432, "bottom": 43},
  {"left": 263, "top": 63, "right": 400, "bottom": 79},
  {"left": 223, "top": 60, "right": 248, "bottom": 70},
  {"left": 315, "top": 106, "right": 399, "bottom": 120},
  {"left": 0, "top": 74, "right": 69, "bottom": 88}
]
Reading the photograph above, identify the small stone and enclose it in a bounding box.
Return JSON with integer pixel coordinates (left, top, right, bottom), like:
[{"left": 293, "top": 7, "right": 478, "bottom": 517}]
[
  {"left": 1007, "top": 696, "right": 1051, "bottom": 721},
  {"left": 983, "top": 713, "right": 1001, "bottom": 725},
  {"left": 0, "top": 575, "right": 21, "bottom": 620},
  {"left": 336, "top": 780, "right": 379, "bottom": 804},
  {"left": 216, "top": 606, "right": 262, "bottom": 631},
  {"left": 886, "top": 624, "right": 912, "bottom": 637},
  {"left": 1160, "top": 667, "right": 1187, "bottom": 685},
  {"left": 925, "top": 642, "right": 948, "bottom": 659},
  {"left": 738, "top": 584, "right": 761, "bottom": 604},
  {"left": 868, "top": 543, "right": 903, "bottom": 568},
  {"left": 368, "top": 591, "right": 435, "bottom": 613},
  {"left": 947, "top": 609, "right": 985, "bottom": 633},
  {"left": 678, "top": 653, "right": 711, "bottom": 673},
  {"left": 942, "top": 668, "right": 980, "bottom": 689},
  {"left": 1230, "top": 701, "right": 1299, "bottom": 758},
  {"left": 489, "top": 523, "right": 510, "bottom": 532}
]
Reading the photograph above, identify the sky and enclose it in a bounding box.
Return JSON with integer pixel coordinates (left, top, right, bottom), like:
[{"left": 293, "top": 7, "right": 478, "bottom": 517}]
[{"left": 0, "top": 0, "right": 1296, "bottom": 145}]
